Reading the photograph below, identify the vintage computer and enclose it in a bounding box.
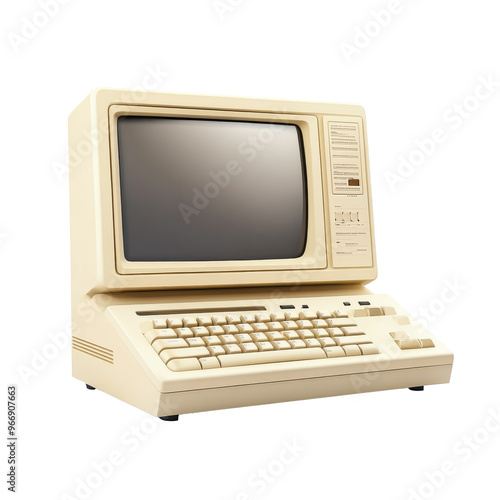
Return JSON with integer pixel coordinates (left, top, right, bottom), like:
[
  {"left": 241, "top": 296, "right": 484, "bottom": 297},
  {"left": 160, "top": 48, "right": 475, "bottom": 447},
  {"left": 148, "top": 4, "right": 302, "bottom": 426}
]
[{"left": 68, "top": 89, "right": 453, "bottom": 420}]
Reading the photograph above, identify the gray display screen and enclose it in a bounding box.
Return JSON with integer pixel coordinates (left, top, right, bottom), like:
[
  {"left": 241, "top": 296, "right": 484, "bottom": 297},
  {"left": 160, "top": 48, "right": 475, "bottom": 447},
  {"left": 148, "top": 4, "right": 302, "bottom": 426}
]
[{"left": 117, "top": 117, "right": 307, "bottom": 262}]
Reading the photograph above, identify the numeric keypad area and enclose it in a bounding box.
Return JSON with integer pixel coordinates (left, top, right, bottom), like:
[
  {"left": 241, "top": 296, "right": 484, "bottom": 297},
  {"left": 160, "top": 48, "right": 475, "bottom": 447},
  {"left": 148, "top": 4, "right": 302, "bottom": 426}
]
[{"left": 145, "top": 310, "right": 380, "bottom": 372}]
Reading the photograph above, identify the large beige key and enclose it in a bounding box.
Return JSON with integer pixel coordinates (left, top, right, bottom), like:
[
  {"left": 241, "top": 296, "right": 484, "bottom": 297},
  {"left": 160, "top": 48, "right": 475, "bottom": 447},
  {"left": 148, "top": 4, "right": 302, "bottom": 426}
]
[
  {"left": 312, "top": 328, "right": 329, "bottom": 338},
  {"left": 240, "top": 342, "right": 258, "bottom": 353},
  {"left": 341, "top": 326, "right": 365, "bottom": 336},
  {"left": 153, "top": 337, "right": 188, "bottom": 353},
  {"left": 342, "top": 345, "right": 362, "bottom": 356},
  {"left": 225, "top": 315, "right": 241, "bottom": 324},
  {"left": 224, "top": 344, "right": 242, "bottom": 354},
  {"left": 145, "top": 328, "right": 177, "bottom": 344},
  {"left": 208, "top": 345, "right": 225, "bottom": 356},
  {"left": 270, "top": 312, "right": 286, "bottom": 322},
  {"left": 176, "top": 327, "right": 194, "bottom": 338},
  {"left": 335, "top": 335, "right": 371, "bottom": 346},
  {"left": 211, "top": 315, "right": 226, "bottom": 325},
  {"left": 196, "top": 316, "right": 212, "bottom": 326},
  {"left": 236, "top": 323, "right": 254, "bottom": 334},
  {"left": 240, "top": 314, "right": 256, "bottom": 323},
  {"left": 396, "top": 339, "right": 421, "bottom": 349},
  {"left": 182, "top": 317, "right": 197, "bottom": 327},
  {"left": 167, "top": 358, "right": 201, "bottom": 372},
  {"left": 267, "top": 321, "right": 284, "bottom": 331},
  {"left": 289, "top": 339, "right": 306, "bottom": 349},
  {"left": 192, "top": 326, "right": 210, "bottom": 337},
  {"left": 250, "top": 332, "right": 268, "bottom": 342},
  {"left": 297, "top": 320, "right": 314, "bottom": 329},
  {"left": 299, "top": 310, "right": 317, "bottom": 320},
  {"left": 204, "top": 336, "right": 222, "bottom": 346},
  {"left": 153, "top": 319, "right": 167, "bottom": 329},
  {"left": 284, "top": 311, "right": 300, "bottom": 321},
  {"left": 186, "top": 337, "right": 206, "bottom": 347},
  {"left": 317, "top": 310, "right": 333, "bottom": 319},
  {"left": 159, "top": 346, "right": 209, "bottom": 363},
  {"left": 326, "top": 318, "right": 356, "bottom": 328},
  {"left": 266, "top": 331, "right": 285, "bottom": 341},
  {"left": 207, "top": 325, "right": 225, "bottom": 336},
  {"left": 312, "top": 319, "right": 328, "bottom": 328},
  {"left": 256, "top": 341, "right": 274, "bottom": 351},
  {"left": 319, "top": 337, "right": 336, "bottom": 347},
  {"left": 235, "top": 333, "right": 253, "bottom": 343},
  {"left": 199, "top": 357, "right": 221, "bottom": 369},
  {"left": 220, "top": 334, "right": 237, "bottom": 344},
  {"left": 255, "top": 313, "right": 271, "bottom": 323},
  {"left": 167, "top": 318, "right": 183, "bottom": 329},
  {"left": 218, "top": 347, "right": 326, "bottom": 367},
  {"left": 281, "top": 321, "right": 299, "bottom": 330},
  {"left": 305, "top": 338, "right": 321, "bottom": 348},
  {"left": 222, "top": 324, "right": 239, "bottom": 335},
  {"left": 359, "top": 344, "right": 380, "bottom": 355},
  {"left": 283, "top": 330, "right": 300, "bottom": 340},
  {"left": 252, "top": 322, "right": 268, "bottom": 332},
  {"left": 272, "top": 340, "right": 291, "bottom": 350},
  {"left": 297, "top": 329, "right": 314, "bottom": 339},
  {"left": 324, "top": 346, "right": 346, "bottom": 358}
]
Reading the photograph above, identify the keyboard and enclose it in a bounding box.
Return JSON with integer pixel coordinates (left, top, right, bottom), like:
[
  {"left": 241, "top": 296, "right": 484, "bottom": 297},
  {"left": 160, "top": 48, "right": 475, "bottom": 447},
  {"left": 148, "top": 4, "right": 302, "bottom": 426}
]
[{"left": 143, "top": 305, "right": 436, "bottom": 373}]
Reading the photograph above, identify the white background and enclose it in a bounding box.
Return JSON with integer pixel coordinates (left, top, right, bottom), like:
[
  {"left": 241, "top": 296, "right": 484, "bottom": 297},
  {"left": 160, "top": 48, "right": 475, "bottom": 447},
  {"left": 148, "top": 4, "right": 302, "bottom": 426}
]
[{"left": 2, "top": 1, "right": 499, "bottom": 499}]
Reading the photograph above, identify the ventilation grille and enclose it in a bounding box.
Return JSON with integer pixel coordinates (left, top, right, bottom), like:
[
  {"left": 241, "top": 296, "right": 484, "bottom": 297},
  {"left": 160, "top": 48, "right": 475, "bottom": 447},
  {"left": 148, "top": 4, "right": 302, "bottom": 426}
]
[{"left": 72, "top": 337, "right": 114, "bottom": 364}]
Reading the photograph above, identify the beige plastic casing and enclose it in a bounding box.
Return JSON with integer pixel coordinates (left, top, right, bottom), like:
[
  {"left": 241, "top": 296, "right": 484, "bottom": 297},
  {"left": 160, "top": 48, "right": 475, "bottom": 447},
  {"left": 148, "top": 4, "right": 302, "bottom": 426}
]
[{"left": 69, "top": 90, "right": 453, "bottom": 418}]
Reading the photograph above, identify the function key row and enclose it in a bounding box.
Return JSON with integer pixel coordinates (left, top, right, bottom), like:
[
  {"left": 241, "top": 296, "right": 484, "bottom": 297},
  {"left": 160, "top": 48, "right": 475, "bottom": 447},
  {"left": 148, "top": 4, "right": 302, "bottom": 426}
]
[{"left": 152, "top": 310, "right": 352, "bottom": 330}]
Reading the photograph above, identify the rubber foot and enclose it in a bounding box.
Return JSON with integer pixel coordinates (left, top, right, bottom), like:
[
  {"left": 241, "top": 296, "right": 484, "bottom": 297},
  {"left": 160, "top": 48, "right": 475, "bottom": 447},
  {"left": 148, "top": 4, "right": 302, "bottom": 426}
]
[
  {"left": 86, "top": 384, "right": 96, "bottom": 390},
  {"left": 409, "top": 386, "right": 424, "bottom": 391},
  {"left": 160, "top": 415, "right": 179, "bottom": 421}
]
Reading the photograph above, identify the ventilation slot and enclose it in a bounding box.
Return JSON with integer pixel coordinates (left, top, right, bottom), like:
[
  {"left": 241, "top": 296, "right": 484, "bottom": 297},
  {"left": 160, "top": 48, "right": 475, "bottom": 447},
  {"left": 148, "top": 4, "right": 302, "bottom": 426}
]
[{"left": 72, "top": 337, "right": 114, "bottom": 364}]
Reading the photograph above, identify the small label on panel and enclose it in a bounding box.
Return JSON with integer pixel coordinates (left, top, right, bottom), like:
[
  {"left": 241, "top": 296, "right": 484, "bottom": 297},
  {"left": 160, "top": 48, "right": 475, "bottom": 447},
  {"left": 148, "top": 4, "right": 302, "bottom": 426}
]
[{"left": 329, "top": 122, "right": 363, "bottom": 194}]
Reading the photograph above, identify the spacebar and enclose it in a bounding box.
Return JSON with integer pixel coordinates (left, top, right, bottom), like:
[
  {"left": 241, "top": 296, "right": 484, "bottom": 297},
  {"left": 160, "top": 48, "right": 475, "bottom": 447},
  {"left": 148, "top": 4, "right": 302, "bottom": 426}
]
[{"left": 218, "top": 348, "right": 326, "bottom": 368}]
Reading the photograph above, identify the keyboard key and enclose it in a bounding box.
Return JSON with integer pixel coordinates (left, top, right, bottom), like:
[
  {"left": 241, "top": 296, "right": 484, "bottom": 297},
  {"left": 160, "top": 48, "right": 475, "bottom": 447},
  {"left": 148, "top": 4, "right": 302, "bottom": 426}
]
[
  {"left": 319, "top": 337, "right": 336, "bottom": 347},
  {"left": 312, "top": 328, "right": 329, "bottom": 338},
  {"left": 236, "top": 323, "right": 254, "bottom": 334},
  {"left": 284, "top": 311, "right": 300, "bottom": 321},
  {"left": 283, "top": 330, "right": 300, "bottom": 340},
  {"left": 281, "top": 321, "right": 299, "bottom": 330},
  {"left": 225, "top": 315, "right": 241, "bottom": 324},
  {"left": 365, "top": 307, "right": 384, "bottom": 317},
  {"left": 255, "top": 313, "right": 271, "bottom": 323},
  {"left": 220, "top": 334, "right": 237, "bottom": 344},
  {"left": 289, "top": 339, "right": 306, "bottom": 349},
  {"left": 153, "top": 319, "right": 167, "bottom": 329},
  {"left": 211, "top": 315, "right": 226, "bottom": 325},
  {"left": 297, "top": 320, "right": 314, "bottom": 329},
  {"left": 342, "top": 345, "right": 362, "bottom": 356},
  {"left": 299, "top": 310, "right": 317, "bottom": 320},
  {"left": 335, "top": 335, "right": 371, "bottom": 346},
  {"left": 160, "top": 346, "right": 209, "bottom": 362},
  {"left": 240, "top": 314, "right": 256, "bottom": 323},
  {"left": 176, "top": 327, "right": 194, "bottom": 338},
  {"left": 222, "top": 324, "right": 239, "bottom": 335},
  {"left": 390, "top": 331, "right": 409, "bottom": 341},
  {"left": 272, "top": 340, "right": 291, "bottom": 350},
  {"left": 204, "top": 336, "right": 222, "bottom": 346},
  {"left": 341, "top": 326, "right": 365, "bottom": 336},
  {"left": 353, "top": 309, "right": 367, "bottom": 317},
  {"left": 167, "top": 318, "right": 183, "bottom": 329},
  {"left": 167, "top": 358, "right": 201, "bottom": 372},
  {"left": 326, "top": 327, "right": 343, "bottom": 337},
  {"left": 382, "top": 306, "right": 397, "bottom": 315},
  {"left": 200, "top": 357, "right": 220, "bottom": 369},
  {"left": 257, "top": 341, "right": 274, "bottom": 351},
  {"left": 196, "top": 316, "right": 212, "bottom": 326},
  {"left": 235, "top": 333, "right": 253, "bottom": 343},
  {"left": 359, "top": 344, "right": 380, "bottom": 355},
  {"left": 326, "top": 318, "right": 356, "bottom": 328},
  {"left": 317, "top": 310, "right": 333, "bottom": 319},
  {"left": 192, "top": 326, "right": 210, "bottom": 337},
  {"left": 186, "top": 337, "right": 206, "bottom": 347},
  {"left": 252, "top": 323, "right": 268, "bottom": 332},
  {"left": 266, "top": 331, "right": 285, "bottom": 341},
  {"left": 153, "top": 338, "right": 188, "bottom": 353},
  {"left": 208, "top": 345, "right": 225, "bottom": 356},
  {"left": 270, "top": 312, "right": 286, "bottom": 322},
  {"left": 305, "top": 338, "right": 321, "bottom": 348},
  {"left": 267, "top": 321, "right": 284, "bottom": 331},
  {"left": 207, "top": 325, "right": 224, "bottom": 335},
  {"left": 250, "top": 332, "right": 268, "bottom": 342},
  {"left": 218, "top": 347, "right": 326, "bottom": 367},
  {"left": 312, "top": 319, "right": 328, "bottom": 328},
  {"left": 240, "top": 342, "right": 258, "bottom": 353},
  {"left": 144, "top": 328, "right": 176, "bottom": 343},
  {"left": 182, "top": 317, "right": 197, "bottom": 327},
  {"left": 297, "top": 329, "right": 314, "bottom": 339},
  {"left": 333, "top": 309, "right": 349, "bottom": 318},
  {"left": 396, "top": 339, "right": 421, "bottom": 349},
  {"left": 224, "top": 344, "right": 242, "bottom": 354},
  {"left": 419, "top": 338, "right": 435, "bottom": 348},
  {"left": 324, "top": 346, "right": 346, "bottom": 358}
]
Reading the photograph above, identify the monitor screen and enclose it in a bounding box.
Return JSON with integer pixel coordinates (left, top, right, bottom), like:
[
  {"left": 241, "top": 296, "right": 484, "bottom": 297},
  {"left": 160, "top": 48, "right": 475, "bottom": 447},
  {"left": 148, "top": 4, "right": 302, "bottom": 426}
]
[{"left": 116, "top": 117, "right": 307, "bottom": 262}]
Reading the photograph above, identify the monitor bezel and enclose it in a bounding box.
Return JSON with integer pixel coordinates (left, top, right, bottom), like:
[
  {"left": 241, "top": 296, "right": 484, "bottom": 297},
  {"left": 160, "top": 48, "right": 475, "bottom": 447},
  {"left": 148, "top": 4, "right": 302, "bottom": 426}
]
[{"left": 108, "top": 105, "right": 327, "bottom": 276}]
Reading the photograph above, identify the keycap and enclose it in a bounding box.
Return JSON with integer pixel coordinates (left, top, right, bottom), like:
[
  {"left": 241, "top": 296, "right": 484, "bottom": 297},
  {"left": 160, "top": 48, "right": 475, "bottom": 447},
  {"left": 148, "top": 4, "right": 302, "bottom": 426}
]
[
  {"left": 326, "top": 318, "right": 356, "bottom": 328},
  {"left": 341, "top": 326, "right": 365, "bottom": 336},
  {"left": 396, "top": 339, "right": 421, "bottom": 349},
  {"left": 312, "top": 319, "right": 328, "bottom": 328},
  {"left": 283, "top": 330, "right": 300, "bottom": 340},
  {"left": 236, "top": 323, "right": 254, "bottom": 334},
  {"left": 218, "top": 347, "right": 326, "bottom": 367},
  {"left": 326, "top": 327, "right": 343, "bottom": 337},
  {"left": 319, "top": 337, "right": 336, "bottom": 347},
  {"left": 289, "top": 339, "right": 306, "bottom": 349},
  {"left": 153, "top": 319, "right": 167, "bottom": 329},
  {"left": 240, "top": 314, "right": 256, "bottom": 323},
  {"left": 197, "top": 316, "right": 212, "bottom": 326},
  {"left": 359, "top": 344, "right": 380, "bottom": 355},
  {"left": 182, "top": 317, "right": 197, "bottom": 327},
  {"left": 317, "top": 310, "right": 332, "bottom": 319},
  {"left": 299, "top": 310, "right": 317, "bottom": 320},
  {"left": 255, "top": 313, "right": 271, "bottom": 322},
  {"left": 419, "top": 338, "right": 435, "bottom": 348},
  {"left": 224, "top": 344, "right": 242, "bottom": 354},
  {"left": 176, "top": 327, "right": 194, "bottom": 338},
  {"left": 225, "top": 315, "right": 241, "bottom": 324},
  {"left": 342, "top": 345, "right": 362, "bottom": 356},
  {"left": 272, "top": 340, "right": 291, "bottom": 350},
  {"left": 305, "top": 338, "right": 321, "bottom": 348},
  {"left": 222, "top": 324, "right": 239, "bottom": 335},
  {"left": 267, "top": 321, "right": 284, "bottom": 331},
  {"left": 284, "top": 312, "right": 300, "bottom": 321},
  {"left": 192, "top": 326, "right": 210, "bottom": 337},
  {"left": 240, "top": 342, "right": 258, "bottom": 353},
  {"left": 204, "top": 336, "right": 222, "bottom": 346},
  {"left": 167, "top": 358, "right": 201, "bottom": 372},
  {"left": 281, "top": 321, "right": 299, "bottom": 330},
  {"left": 235, "top": 333, "right": 253, "bottom": 343},
  {"left": 212, "top": 315, "right": 226, "bottom": 325},
  {"left": 297, "top": 329, "right": 314, "bottom": 339},
  {"left": 266, "top": 331, "right": 285, "bottom": 341},
  {"left": 220, "top": 334, "right": 237, "bottom": 344},
  {"left": 186, "top": 337, "right": 206, "bottom": 347},
  {"left": 199, "top": 357, "right": 220, "bottom": 369},
  {"left": 324, "top": 346, "right": 346, "bottom": 358},
  {"left": 383, "top": 306, "right": 397, "bottom": 315},
  {"left": 153, "top": 338, "right": 188, "bottom": 353},
  {"left": 312, "top": 328, "right": 329, "bottom": 337},
  {"left": 353, "top": 309, "right": 367, "bottom": 317},
  {"left": 365, "top": 307, "right": 384, "bottom": 317},
  {"left": 335, "top": 335, "right": 371, "bottom": 346},
  {"left": 390, "top": 331, "right": 409, "bottom": 341},
  {"left": 333, "top": 309, "right": 349, "bottom": 318},
  {"left": 208, "top": 345, "right": 225, "bottom": 356},
  {"left": 297, "top": 320, "right": 314, "bottom": 329},
  {"left": 252, "top": 323, "right": 268, "bottom": 332},
  {"left": 270, "top": 313, "right": 286, "bottom": 322},
  {"left": 167, "top": 318, "right": 183, "bottom": 329},
  {"left": 160, "top": 346, "right": 209, "bottom": 362},
  {"left": 207, "top": 325, "right": 225, "bottom": 335},
  {"left": 144, "top": 328, "right": 176, "bottom": 344},
  {"left": 250, "top": 332, "right": 268, "bottom": 342},
  {"left": 257, "top": 341, "right": 274, "bottom": 351}
]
